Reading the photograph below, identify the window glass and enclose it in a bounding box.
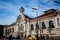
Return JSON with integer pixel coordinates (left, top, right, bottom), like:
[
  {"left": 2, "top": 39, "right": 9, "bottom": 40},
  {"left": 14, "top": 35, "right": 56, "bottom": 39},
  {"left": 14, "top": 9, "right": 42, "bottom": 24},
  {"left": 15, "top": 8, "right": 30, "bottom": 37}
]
[
  {"left": 10, "top": 28, "right": 11, "bottom": 33},
  {"left": 42, "top": 22, "right": 46, "bottom": 29},
  {"left": 49, "top": 20, "right": 54, "bottom": 28},
  {"left": 31, "top": 24, "right": 34, "bottom": 30},
  {"left": 20, "top": 24, "right": 24, "bottom": 31},
  {"left": 12, "top": 28, "right": 14, "bottom": 32},
  {"left": 36, "top": 23, "right": 39, "bottom": 29},
  {"left": 57, "top": 18, "right": 59, "bottom": 26}
]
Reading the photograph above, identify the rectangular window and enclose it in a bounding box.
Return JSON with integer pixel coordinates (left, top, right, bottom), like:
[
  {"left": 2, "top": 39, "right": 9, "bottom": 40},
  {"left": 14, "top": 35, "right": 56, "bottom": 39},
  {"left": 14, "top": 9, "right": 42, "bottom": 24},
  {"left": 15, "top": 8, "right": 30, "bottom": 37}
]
[
  {"left": 57, "top": 18, "right": 59, "bottom": 26},
  {"left": 5, "top": 29, "right": 7, "bottom": 34},
  {"left": 10, "top": 28, "right": 11, "bottom": 33},
  {"left": 7, "top": 29, "right": 9, "bottom": 34},
  {"left": 8, "top": 29, "right": 9, "bottom": 33},
  {"left": 31, "top": 24, "right": 34, "bottom": 30},
  {"left": 12, "top": 28, "right": 14, "bottom": 32},
  {"left": 59, "top": 11, "right": 60, "bottom": 15}
]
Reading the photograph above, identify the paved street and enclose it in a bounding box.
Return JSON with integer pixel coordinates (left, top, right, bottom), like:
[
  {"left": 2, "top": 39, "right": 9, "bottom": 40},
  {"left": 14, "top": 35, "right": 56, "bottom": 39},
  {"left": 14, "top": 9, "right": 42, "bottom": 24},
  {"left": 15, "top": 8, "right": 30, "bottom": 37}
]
[
  {"left": 0, "top": 39, "right": 26, "bottom": 40},
  {"left": 0, "top": 37, "right": 27, "bottom": 40}
]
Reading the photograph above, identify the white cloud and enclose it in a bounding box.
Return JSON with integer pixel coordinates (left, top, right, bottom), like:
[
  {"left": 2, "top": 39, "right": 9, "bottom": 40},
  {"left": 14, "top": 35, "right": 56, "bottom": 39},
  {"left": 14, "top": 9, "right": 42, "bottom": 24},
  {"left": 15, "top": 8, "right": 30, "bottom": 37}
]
[
  {"left": 0, "top": 13, "right": 7, "bottom": 16},
  {"left": 0, "top": 1, "right": 19, "bottom": 25},
  {"left": 0, "top": 0, "right": 60, "bottom": 25},
  {"left": 12, "top": 16, "right": 15, "bottom": 18},
  {"left": 0, "top": 1, "right": 19, "bottom": 14},
  {"left": 27, "top": 0, "right": 39, "bottom": 7}
]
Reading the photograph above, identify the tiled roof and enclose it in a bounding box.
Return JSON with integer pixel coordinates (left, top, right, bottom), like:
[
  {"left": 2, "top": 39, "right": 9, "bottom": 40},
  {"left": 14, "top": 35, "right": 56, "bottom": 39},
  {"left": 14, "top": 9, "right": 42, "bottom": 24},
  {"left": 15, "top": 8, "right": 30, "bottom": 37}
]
[
  {"left": 36, "top": 9, "right": 57, "bottom": 18},
  {"left": 4, "top": 9, "right": 58, "bottom": 27},
  {"left": 9, "top": 22, "right": 16, "bottom": 26},
  {"left": 4, "top": 22, "right": 16, "bottom": 27}
]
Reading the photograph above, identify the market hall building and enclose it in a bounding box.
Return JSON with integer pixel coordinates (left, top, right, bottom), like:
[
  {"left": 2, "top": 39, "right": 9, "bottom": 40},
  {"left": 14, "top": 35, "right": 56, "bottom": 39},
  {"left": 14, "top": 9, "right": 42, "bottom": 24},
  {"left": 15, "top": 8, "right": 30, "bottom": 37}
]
[{"left": 3, "top": 7, "right": 60, "bottom": 38}]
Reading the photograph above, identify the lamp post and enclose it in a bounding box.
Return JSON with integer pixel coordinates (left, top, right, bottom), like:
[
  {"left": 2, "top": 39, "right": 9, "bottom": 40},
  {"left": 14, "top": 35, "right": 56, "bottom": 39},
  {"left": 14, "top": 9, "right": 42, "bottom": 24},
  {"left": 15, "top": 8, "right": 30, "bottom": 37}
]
[
  {"left": 32, "top": 8, "right": 40, "bottom": 40},
  {"left": 26, "top": 6, "right": 39, "bottom": 39},
  {"left": 31, "top": 8, "right": 40, "bottom": 40},
  {"left": 36, "top": 12, "right": 39, "bottom": 40},
  {"left": 25, "top": 6, "right": 44, "bottom": 40}
]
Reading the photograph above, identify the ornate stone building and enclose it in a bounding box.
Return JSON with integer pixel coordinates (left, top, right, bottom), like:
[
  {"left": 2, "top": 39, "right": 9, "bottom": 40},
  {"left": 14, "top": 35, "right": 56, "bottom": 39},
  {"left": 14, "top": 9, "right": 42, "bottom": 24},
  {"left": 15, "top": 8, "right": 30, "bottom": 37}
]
[{"left": 3, "top": 7, "right": 60, "bottom": 38}]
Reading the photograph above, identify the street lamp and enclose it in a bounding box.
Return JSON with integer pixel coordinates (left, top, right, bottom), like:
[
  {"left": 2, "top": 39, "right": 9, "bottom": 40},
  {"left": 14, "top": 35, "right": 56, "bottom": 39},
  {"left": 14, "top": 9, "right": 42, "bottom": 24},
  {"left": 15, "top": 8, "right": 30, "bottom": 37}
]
[
  {"left": 26, "top": 6, "right": 39, "bottom": 39},
  {"left": 25, "top": 5, "right": 46, "bottom": 40},
  {"left": 31, "top": 8, "right": 39, "bottom": 40}
]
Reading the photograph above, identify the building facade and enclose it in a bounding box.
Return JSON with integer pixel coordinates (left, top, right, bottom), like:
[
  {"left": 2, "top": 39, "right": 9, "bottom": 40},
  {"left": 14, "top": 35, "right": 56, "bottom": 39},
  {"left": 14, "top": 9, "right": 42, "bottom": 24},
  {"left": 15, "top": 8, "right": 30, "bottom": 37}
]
[{"left": 3, "top": 7, "right": 60, "bottom": 38}]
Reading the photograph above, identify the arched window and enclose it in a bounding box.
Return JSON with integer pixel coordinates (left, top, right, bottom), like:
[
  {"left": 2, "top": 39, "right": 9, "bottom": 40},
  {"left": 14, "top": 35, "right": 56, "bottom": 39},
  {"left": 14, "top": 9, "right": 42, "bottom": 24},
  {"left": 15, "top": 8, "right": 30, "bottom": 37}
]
[
  {"left": 10, "top": 28, "right": 11, "bottom": 33},
  {"left": 57, "top": 18, "right": 59, "bottom": 26},
  {"left": 31, "top": 24, "right": 34, "bottom": 30},
  {"left": 20, "top": 24, "right": 24, "bottom": 31},
  {"left": 36, "top": 23, "right": 39, "bottom": 29},
  {"left": 12, "top": 28, "right": 14, "bottom": 32},
  {"left": 42, "top": 22, "right": 46, "bottom": 29},
  {"left": 49, "top": 20, "right": 54, "bottom": 28}
]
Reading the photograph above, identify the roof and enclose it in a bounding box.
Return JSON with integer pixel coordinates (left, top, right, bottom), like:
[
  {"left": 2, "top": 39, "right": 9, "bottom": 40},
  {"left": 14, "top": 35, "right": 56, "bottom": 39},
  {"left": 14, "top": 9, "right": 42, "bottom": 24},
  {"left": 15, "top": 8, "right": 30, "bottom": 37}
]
[
  {"left": 4, "top": 22, "right": 16, "bottom": 28},
  {"left": 23, "top": 9, "right": 57, "bottom": 21},
  {"left": 36, "top": 9, "right": 57, "bottom": 18},
  {"left": 23, "top": 14, "right": 32, "bottom": 19},
  {"left": 9, "top": 22, "right": 16, "bottom": 26},
  {"left": 44, "top": 9, "right": 56, "bottom": 13},
  {"left": 3, "top": 9, "right": 58, "bottom": 27},
  {"left": 17, "top": 15, "right": 21, "bottom": 22}
]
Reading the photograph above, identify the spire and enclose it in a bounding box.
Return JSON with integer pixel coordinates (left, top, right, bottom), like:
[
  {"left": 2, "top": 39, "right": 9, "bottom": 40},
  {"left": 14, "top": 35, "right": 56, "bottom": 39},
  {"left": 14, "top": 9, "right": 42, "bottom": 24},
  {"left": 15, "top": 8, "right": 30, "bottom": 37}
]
[{"left": 19, "top": 6, "right": 25, "bottom": 13}]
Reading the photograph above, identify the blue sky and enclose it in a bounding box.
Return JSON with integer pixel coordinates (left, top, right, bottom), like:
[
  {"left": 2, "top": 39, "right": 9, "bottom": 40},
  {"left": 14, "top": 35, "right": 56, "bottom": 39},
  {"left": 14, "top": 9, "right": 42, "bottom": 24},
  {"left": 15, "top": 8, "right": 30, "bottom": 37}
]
[{"left": 0, "top": 0, "right": 60, "bottom": 25}]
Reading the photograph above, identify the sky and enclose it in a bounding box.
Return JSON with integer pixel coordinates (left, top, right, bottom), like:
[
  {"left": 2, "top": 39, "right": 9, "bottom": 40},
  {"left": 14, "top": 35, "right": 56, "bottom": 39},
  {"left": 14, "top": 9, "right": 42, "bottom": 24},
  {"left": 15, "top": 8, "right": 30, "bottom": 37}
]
[{"left": 0, "top": 0, "right": 60, "bottom": 25}]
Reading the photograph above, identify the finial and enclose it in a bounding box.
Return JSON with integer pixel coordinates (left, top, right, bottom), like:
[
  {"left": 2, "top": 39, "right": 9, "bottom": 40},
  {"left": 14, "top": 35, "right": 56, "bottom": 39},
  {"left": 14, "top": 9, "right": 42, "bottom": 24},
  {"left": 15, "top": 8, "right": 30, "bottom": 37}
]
[{"left": 19, "top": 6, "right": 25, "bottom": 12}]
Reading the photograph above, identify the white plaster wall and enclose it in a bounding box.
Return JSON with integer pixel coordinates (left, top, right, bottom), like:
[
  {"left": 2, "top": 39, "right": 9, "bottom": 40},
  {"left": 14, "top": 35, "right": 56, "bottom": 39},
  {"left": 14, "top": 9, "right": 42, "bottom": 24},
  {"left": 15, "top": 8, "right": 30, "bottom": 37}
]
[
  {"left": 26, "top": 22, "right": 30, "bottom": 37},
  {"left": 13, "top": 24, "right": 18, "bottom": 37},
  {"left": 55, "top": 28, "right": 60, "bottom": 36}
]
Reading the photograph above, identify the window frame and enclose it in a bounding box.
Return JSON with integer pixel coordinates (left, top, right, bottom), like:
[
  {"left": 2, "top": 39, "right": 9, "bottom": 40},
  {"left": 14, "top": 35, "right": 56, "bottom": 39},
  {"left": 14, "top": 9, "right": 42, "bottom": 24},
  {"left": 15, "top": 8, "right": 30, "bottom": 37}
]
[
  {"left": 42, "top": 22, "right": 46, "bottom": 29},
  {"left": 49, "top": 20, "right": 54, "bottom": 28},
  {"left": 57, "top": 18, "right": 59, "bottom": 26},
  {"left": 31, "top": 24, "right": 34, "bottom": 30},
  {"left": 36, "top": 23, "right": 39, "bottom": 29}
]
